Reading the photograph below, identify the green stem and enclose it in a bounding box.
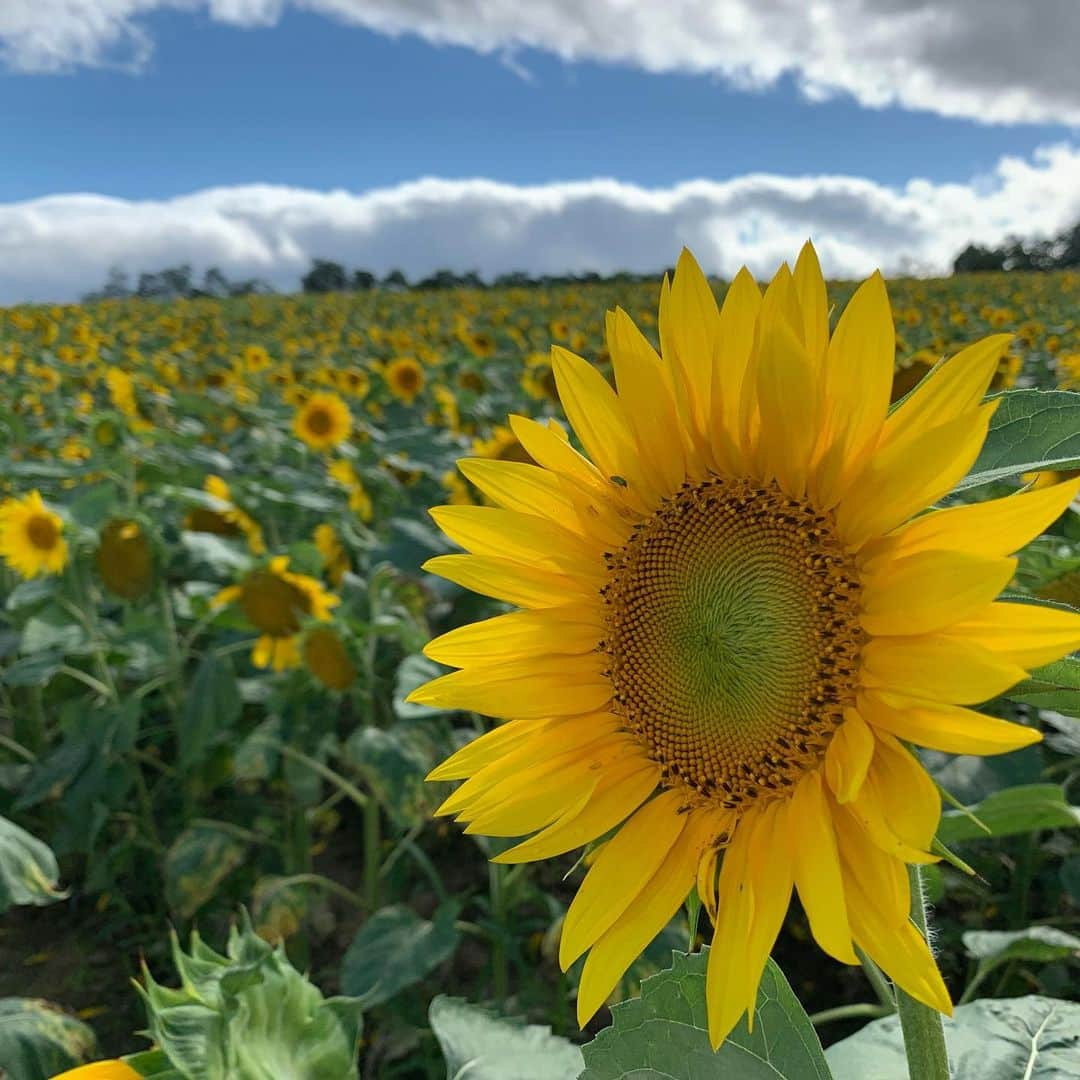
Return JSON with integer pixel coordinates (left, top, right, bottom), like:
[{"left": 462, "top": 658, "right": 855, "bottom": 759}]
[
  {"left": 363, "top": 794, "right": 381, "bottom": 911},
  {"left": 856, "top": 945, "right": 897, "bottom": 1011},
  {"left": 489, "top": 862, "right": 509, "bottom": 1001},
  {"left": 810, "top": 1003, "right": 893, "bottom": 1026},
  {"left": 896, "top": 864, "right": 950, "bottom": 1080}
]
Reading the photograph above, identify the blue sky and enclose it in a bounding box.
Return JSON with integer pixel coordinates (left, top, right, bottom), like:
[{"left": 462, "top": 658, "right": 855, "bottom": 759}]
[
  {"left": 2, "top": 1, "right": 1079, "bottom": 301},
  {"left": 2, "top": 9, "right": 1070, "bottom": 203}
]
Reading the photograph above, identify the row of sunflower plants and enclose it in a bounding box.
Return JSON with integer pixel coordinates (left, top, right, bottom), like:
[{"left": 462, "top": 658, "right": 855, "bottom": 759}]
[{"left": 0, "top": 260, "right": 1079, "bottom": 1077}]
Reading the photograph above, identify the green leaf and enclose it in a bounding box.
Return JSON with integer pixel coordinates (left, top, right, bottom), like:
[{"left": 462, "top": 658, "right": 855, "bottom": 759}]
[
  {"left": 180, "top": 652, "right": 241, "bottom": 769},
  {"left": 958, "top": 389, "right": 1080, "bottom": 490},
  {"left": 5, "top": 577, "right": 58, "bottom": 612},
  {"left": 0, "top": 997, "right": 99, "bottom": 1080},
  {"left": 963, "top": 926, "right": 1080, "bottom": 983},
  {"left": 429, "top": 996, "right": 584, "bottom": 1080},
  {"left": 826, "top": 995, "right": 1080, "bottom": 1079},
  {"left": 20, "top": 607, "right": 87, "bottom": 656},
  {"left": 340, "top": 902, "right": 460, "bottom": 1007},
  {"left": 0, "top": 815, "right": 65, "bottom": 913},
  {"left": 180, "top": 530, "right": 251, "bottom": 574},
  {"left": 164, "top": 824, "right": 249, "bottom": 920},
  {"left": 2, "top": 652, "right": 63, "bottom": 687},
  {"left": 936, "top": 784, "right": 1080, "bottom": 844},
  {"left": 393, "top": 654, "right": 447, "bottom": 719},
  {"left": 580, "top": 950, "right": 832, "bottom": 1079},
  {"left": 1007, "top": 656, "right": 1080, "bottom": 716}
]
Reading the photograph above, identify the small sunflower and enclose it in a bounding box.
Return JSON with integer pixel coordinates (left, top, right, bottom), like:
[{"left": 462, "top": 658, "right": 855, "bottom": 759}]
[
  {"left": 214, "top": 556, "right": 338, "bottom": 671},
  {"left": 410, "top": 245, "right": 1080, "bottom": 1047},
  {"left": 384, "top": 357, "right": 425, "bottom": 404},
  {"left": 294, "top": 391, "right": 352, "bottom": 451},
  {"left": 185, "top": 476, "right": 266, "bottom": 555},
  {"left": 95, "top": 518, "right": 154, "bottom": 600},
  {"left": 0, "top": 490, "right": 68, "bottom": 578},
  {"left": 303, "top": 624, "right": 356, "bottom": 690}
]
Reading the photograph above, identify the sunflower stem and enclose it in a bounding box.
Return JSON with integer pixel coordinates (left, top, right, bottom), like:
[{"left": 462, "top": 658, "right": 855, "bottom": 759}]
[
  {"left": 896, "top": 863, "right": 950, "bottom": 1080},
  {"left": 855, "top": 945, "right": 896, "bottom": 1011}
]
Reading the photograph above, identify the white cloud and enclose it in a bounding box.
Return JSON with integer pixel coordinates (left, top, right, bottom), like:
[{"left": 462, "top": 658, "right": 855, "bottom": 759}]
[
  {"left": 3, "top": 143, "right": 1079, "bottom": 304},
  {"left": 2, "top": 1, "right": 1079, "bottom": 125}
]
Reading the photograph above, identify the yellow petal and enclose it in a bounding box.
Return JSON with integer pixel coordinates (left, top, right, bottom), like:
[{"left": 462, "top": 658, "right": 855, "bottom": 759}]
[
  {"left": 426, "top": 717, "right": 553, "bottom": 782},
  {"left": 859, "top": 689, "right": 1041, "bottom": 755},
  {"left": 947, "top": 600, "right": 1080, "bottom": 669},
  {"left": 789, "top": 770, "right": 857, "bottom": 964},
  {"left": 560, "top": 789, "right": 688, "bottom": 970},
  {"left": 712, "top": 267, "right": 761, "bottom": 469},
  {"left": 423, "top": 607, "right": 602, "bottom": 666},
  {"left": 832, "top": 799, "right": 910, "bottom": 926},
  {"left": 792, "top": 240, "right": 829, "bottom": 367},
  {"left": 861, "top": 634, "right": 1028, "bottom": 705},
  {"left": 860, "top": 476, "right": 1080, "bottom": 568},
  {"left": 837, "top": 402, "right": 999, "bottom": 549},
  {"left": 576, "top": 807, "right": 722, "bottom": 1025},
  {"left": 421, "top": 553, "right": 590, "bottom": 608},
  {"left": 866, "top": 732, "right": 941, "bottom": 854},
  {"left": 824, "top": 707, "right": 874, "bottom": 803},
  {"left": 455, "top": 457, "right": 584, "bottom": 533},
  {"left": 859, "top": 550, "right": 1017, "bottom": 636},
  {"left": 493, "top": 759, "right": 660, "bottom": 864}
]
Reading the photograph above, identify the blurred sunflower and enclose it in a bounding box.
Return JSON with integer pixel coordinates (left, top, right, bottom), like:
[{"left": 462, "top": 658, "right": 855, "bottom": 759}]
[
  {"left": 214, "top": 556, "right": 338, "bottom": 671},
  {"left": 410, "top": 245, "right": 1080, "bottom": 1047},
  {"left": 48, "top": 1062, "right": 141, "bottom": 1080},
  {"left": 303, "top": 624, "right": 356, "bottom": 690},
  {"left": 95, "top": 518, "right": 154, "bottom": 599},
  {"left": 384, "top": 357, "right": 425, "bottom": 404},
  {"left": 328, "top": 459, "right": 374, "bottom": 522},
  {"left": 314, "top": 522, "right": 350, "bottom": 586},
  {"left": 294, "top": 391, "right": 352, "bottom": 451},
  {"left": 185, "top": 475, "right": 266, "bottom": 555},
  {"left": 0, "top": 490, "right": 68, "bottom": 578}
]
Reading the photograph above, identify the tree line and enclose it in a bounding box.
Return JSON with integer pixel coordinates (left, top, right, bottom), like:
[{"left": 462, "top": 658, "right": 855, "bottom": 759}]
[{"left": 953, "top": 220, "right": 1080, "bottom": 273}]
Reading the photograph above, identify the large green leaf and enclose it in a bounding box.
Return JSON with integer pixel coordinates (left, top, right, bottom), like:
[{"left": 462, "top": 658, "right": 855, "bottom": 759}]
[
  {"left": 180, "top": 652, "right": 242, "bottom": 768},
  {"left": 428, "top": 996, "right": 584, "bottom": 1080},
  {"left": 163, "top": 824, "right": 249, "bottom": 920},
  {"left": 826, "top": 996, "right": 1080, "bottom": 1079},
  {"left": 1007, "top": 657, "right": 1080, "bottom": 717},
  {"left": 958, "top": 389, "right": 1080, "bottom": 490},
  {"left": 963, "top": 926, "right": 1080, "bottom": 984},
  {"left": 0, "top": 997, "right": 98, "bottom": 1080},
  {"left": 0, "top": 814, "right": 65, "bottom": 913},
  {"left": 580, "top": 950, "right": 832, "bottom": 1079},
  {"left": 340, "top": 902, "right": 460, "bottom": 1007},
  {"left": 937, "top": 784, "right": 1080, "bottom": 844}
]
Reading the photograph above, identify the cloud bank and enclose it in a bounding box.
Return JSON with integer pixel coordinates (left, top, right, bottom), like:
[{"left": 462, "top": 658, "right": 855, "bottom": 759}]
[
  {"left": 4, "top": 143, "right": 1080, "bottom": 304},
  {"left": 2, "top": 1, "right": 1079, "bottom": 125}
]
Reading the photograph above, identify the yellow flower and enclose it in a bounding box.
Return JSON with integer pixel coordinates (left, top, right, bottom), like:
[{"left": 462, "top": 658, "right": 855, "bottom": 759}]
[
  {"left": 49, "top": 1061, "right": 141, "bottom": 1080},
  {"left": 0, "top": 491, "right": 68, "bottom": 578},
  {"left": 185, "top": 476, "right": 265, "bottom": 555},
  {"left": 313, "top": 522, "right": 349, "bottom": 585},
  {"left": 293, "top": 391, "right": 352, "bottom": 451},
  {"left": 303, "top": 624, "right": 356, "bottom": 690},
  {"left": 384, "top": 357, "right": 425, "bottom": 404},
  {"left": 95, "top": 519, "right": 154, "bottom": 599},
  {"left": 214, "top": 556, "right": 338, "bottom": 671},
  {"left": 328, "top": 460, "right": 374, "bottom": 523},
  {"left": 409, "top": 245, "right": 1080, "bottom": 1048}
]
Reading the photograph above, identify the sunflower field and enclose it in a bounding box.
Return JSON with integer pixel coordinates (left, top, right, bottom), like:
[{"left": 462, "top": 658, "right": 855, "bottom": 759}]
[{"left": 1, "top": 257, "right": 1079, "bottom": 1080}]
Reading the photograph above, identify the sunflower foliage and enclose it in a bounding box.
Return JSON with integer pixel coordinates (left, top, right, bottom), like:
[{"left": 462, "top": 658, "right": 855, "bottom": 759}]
[{"left": 0, "top": 265, "right": 1078, "bottom": 1078}]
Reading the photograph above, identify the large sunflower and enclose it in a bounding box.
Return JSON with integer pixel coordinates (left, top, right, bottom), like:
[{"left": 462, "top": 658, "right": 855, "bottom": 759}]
[
  {"left": 409, "top": 245, "right": 1080, "bottom": 1047},
  {"left": 0, "top": 490, "right": 68, "bottom": 578}
]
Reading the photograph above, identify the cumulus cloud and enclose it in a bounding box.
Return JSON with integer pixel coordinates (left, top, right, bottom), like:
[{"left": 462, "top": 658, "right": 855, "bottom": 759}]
[
  {"left": 2, "top": 1, "right": 1079, "bottom": 125},
  {"left": 3, "top": 143, "right": 1079, "bottom": 304}
]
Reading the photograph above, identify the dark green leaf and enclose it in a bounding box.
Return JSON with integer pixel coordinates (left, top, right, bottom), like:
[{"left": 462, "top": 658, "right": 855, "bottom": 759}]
[
  {"left": 958, "top": 389, "right": 1080, "bottom": 490},
  {"left": 163, "top": 824, "right": 248, "bottom": 920},
  {"left": 0, "top": 815, "right": 65, "bottom": 913},
  {"left": 1007, "top": 657, "right": 1080, "bottom": 716},
  {"left": 2, "top": 652, "right": 63, "bottom": 687},
  {"left": 580, "top": 950, "right": 832, "bottom": 1079},
  {"left": 429, "top": 996, "right": 584, "bottom": 1080},
  {"left": 963, "top": 926, "right": 1080, "bottom": 979},
  {"left": 826, "top": 995, "right": 1080, "bottom": 1079},
  {"left": 393, "top": 654, "right": 447, "bottom": 719},
  {"left": 341, "top": 902, "right": 460, "bottom": 1007},
  {"left": 937, "top": 784, "right": 1080, "bottom": 844},
  {"left": 0, "top": 997, "right": 98, "bottom": 1080},
  {"left": 180, "top": 653, "right": 241, "bottom": 769}
]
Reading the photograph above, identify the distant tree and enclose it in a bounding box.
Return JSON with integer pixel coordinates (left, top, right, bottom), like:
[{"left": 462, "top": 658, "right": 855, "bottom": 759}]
[
  {"left": 382, "top": 269, "right": 409, "bottom": 291},
  {"left": 494, "top": 271, "right": 534, "bottom": 287},
  {"left": 351, "top": 270, "right": 376, "bottom": 291},
  {"left": 953, "top": 244, "right": 1006, "bottom": 274},
  {"left": 301, "top": 259, "right": 348, "bottom": 293}
]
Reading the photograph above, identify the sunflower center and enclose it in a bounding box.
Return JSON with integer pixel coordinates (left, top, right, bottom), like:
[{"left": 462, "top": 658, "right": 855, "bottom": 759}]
[
  {"left": 305, "top": 407, "right": 333, "bottom": 436},
  {"left": 602, "top": 477, "right": 862, "bottom": 809},
  {"left": 240, "top": 571, "right": 311, "bottom": 637},
  {"left": 26, "top": 513, "right": 59, "bottom": 551}
]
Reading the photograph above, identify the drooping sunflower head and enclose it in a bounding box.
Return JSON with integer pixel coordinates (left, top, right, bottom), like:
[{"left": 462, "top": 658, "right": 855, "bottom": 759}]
[
  {"left": 410, "top": 244, "right": 1080, "bottom": 1047},
  {"left": 302, "top": 624, "right": 356, "bottom": 690},
  {"left": 95, "top": 518, "right": 154, "bottom": 600},
  {"left": 384, "top": 357, "right": 426, "bottom": 404},
  {"left": 185, "top": 475, "right": 266, "bottom": 555},
  {"left": 0, "top": 490, "right": 68, "bottom": 579},
  {"left": 214, "top": 556, "right": 339, "bottom": 671},
  {"left": 293, "top": 391, "right": 352, "bottom": 451}
]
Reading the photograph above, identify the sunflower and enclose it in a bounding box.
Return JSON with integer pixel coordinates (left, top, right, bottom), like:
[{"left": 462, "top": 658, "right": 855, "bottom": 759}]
[
  {"left": 314, "top": 522, "right": 350, "bottom": 585},
  {"left": 0, "top": 490, "right": 68, "bottom": 578},
  {"left": 185, "top": 476, "right": 266, "bottom": 555},
  {"left": 409, "top": 245, "right": 1080, "bottom": 1047},
  {"left": 214, "top": 556, "right": 338, "bottom": 671},
  {"left": 293, "top": 391, "right": 352, "bottom": 451},
  {"left": 384, "top": 357, "right": 426, "bottom": 404},
  {"left": 95, "top": 518, "right": 154, "bottom": 599},
  {"left": 303, "top": 624, "right": 356, "bottom": 690},
  {"left": 48, "top": 1062, "right": 141, "bottom": 1080}
]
